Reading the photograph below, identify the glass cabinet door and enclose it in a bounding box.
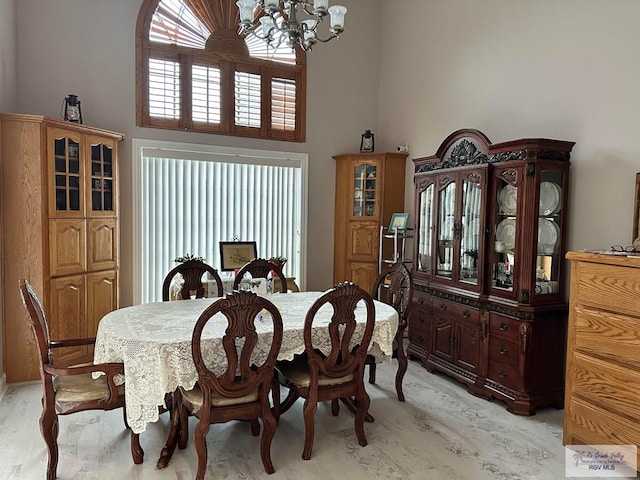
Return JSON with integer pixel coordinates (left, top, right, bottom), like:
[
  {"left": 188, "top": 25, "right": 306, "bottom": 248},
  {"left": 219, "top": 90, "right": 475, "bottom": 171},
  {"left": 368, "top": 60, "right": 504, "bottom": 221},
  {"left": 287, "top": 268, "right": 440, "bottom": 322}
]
[
  {"left": 51, "top": 129, "right": 84, "bottom": 216},
  {"left": 534, "top": 169, "right": 564, "bottom": 297},
  {"left": 353, "top": 162, "right": 377, "bottom": 217},
  {"left": 89, "top": 140, "right": 115, "bottom": 214},
  {"left": 416, "top": 178, "right": 435, "bottom": 274},
  {"left": 490, "top": 169, "right": 519, "bottom": 293},
  {"left": 436, "top": 178, "right": 456, "bottom": 278},
  {"left": 459, "top": 173, "right": 482, "bottom": 286}
]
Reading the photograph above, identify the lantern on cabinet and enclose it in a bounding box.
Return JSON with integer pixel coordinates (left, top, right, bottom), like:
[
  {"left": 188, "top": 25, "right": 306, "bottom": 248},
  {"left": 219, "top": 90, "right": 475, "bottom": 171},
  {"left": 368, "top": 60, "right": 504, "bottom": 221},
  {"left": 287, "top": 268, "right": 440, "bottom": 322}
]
[
  {"left": 360, "top": 130, "right": 374, "bottom": 153},
  {"left": 62, "top": 94, "right": 83, "bottom": 123}
]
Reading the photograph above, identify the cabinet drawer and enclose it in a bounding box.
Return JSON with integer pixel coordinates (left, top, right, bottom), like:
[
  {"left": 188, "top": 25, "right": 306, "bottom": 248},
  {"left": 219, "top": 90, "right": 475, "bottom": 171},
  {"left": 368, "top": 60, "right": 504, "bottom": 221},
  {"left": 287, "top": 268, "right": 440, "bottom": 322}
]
[
  {"left": 433, "top": 298, "right": 478, "bottom": 323},
  {"left": 408, "top": 327, "right": 430, "bottom": 350},
  {"left": 566, "top": 397, "right": 640, "bottom": 464},
  {"left": 412, "top": 290, "right": 432, "bottom": 308},
  {"left": 409, "top": 306, "right": 431, "bottom": 331},
  {"left": 488, "top": 338, "right": 519, "bottom": 366},
  {"left": 573, "top": 305, "right": 640, "bottom": 368},
  {"left": 569, "top": 351, "right": 640, "bottom": 420},
  {"left": 575, "top": 262, "right": 640, "bottom": 318},
  {"left": 487, "top": 360, "right": 519, "bottom": 390},
  {"left": 489, "top": 314, "right": 520, "bottom": 342}
]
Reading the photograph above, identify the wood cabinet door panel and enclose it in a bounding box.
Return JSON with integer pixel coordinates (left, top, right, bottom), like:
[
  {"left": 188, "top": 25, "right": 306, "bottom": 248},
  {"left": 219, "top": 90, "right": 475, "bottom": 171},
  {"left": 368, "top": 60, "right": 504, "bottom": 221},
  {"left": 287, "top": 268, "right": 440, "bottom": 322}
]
[
  {"left": 87, "top": 218, "right": 118, "bottom": 271},
  {"left": 456, "top": 321, "right": 480, "bottom": 372},
  {"left": 86, "top": 271, "right": 118, "bottom": 339},
  {"left": 347, "top": 222, "right": 378, "bottom": 261},
  {"left": 347, "top": 262, "right": 377, "bottom": 293},
  {"left": 49, "top": 219, "right": 86, "bottom": 276},
  {"left": 433, "top": 317, "right": 453, "bottom": 361},
  {"left": 49, "top": 275, "right": 88, "bottom": 366}
]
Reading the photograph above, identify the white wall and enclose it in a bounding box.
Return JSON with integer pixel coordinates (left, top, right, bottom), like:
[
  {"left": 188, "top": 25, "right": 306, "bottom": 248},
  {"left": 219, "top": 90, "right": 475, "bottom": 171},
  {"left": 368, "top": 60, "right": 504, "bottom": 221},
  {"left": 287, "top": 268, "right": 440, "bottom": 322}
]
[
  {"left": 15, "top": 0, "right": 381, "bottom": 306},
  {"left": 0, "top": 0, "right": 17, "bottom": 390},
  {"left": 378, "top": 0, "right": 640, "bottom": 252}
]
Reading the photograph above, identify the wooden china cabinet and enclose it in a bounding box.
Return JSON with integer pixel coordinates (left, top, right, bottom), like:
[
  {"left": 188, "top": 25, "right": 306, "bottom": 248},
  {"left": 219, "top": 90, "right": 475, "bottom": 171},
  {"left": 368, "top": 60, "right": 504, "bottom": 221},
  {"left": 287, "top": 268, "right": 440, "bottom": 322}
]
[
  {"left": 407, "top": 129, "right": 574, "bottom": 415},
  {"left": 0, "top": 113, "right": 122, "bottom": 382},
  {"left": 333, "top": 152, "right": 407, "bottom": 293}
]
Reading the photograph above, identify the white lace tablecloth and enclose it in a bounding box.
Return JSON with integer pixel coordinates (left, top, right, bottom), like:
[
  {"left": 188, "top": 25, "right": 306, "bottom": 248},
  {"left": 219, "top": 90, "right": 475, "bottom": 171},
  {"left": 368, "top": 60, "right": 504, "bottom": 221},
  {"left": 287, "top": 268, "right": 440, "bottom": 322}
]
[{"left": 93, "top": 291, "right": 398, "bottom": 433}]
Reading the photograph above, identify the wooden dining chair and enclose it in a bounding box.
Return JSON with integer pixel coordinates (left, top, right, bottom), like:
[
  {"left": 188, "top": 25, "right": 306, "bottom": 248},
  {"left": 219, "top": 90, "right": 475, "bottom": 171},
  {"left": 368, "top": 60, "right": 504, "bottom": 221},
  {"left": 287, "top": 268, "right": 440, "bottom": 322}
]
[
  {"left": 157, "top": 290, "right": 284, "bottom": 478},
  {"left": 273, "top": 281, "right": 375, "bottom": 460},
  {"left": 162, "top": 259, "right": 224, "bottom": 301},
  {"left": 18, "top": 279, "right": 143, "bottom": 480},
  {"left": 367, "top": 262, "right": 413, "bottom": 401},
  {"left": 233, "top": 258, "right": 288, "bottom": 293}
]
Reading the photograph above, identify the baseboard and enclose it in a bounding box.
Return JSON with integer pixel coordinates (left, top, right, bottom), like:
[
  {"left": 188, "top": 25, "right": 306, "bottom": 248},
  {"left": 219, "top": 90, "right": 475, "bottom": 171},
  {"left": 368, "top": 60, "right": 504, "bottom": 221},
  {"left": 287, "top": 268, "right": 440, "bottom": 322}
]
[{"left": 0, "top": 373, "right": 6, "bottom": 402}]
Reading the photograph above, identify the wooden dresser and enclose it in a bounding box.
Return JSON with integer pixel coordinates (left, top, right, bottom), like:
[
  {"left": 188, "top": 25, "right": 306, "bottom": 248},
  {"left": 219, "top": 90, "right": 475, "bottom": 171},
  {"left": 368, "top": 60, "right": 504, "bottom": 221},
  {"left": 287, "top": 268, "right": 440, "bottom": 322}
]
[{"left": 564, "top": 251, "right": 640, "bottom": 468}]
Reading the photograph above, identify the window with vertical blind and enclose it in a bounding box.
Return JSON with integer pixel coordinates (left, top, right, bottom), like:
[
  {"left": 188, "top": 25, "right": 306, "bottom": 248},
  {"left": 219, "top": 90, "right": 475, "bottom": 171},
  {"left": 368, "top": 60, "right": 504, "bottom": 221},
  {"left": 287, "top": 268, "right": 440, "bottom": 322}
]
[
  {"left": 136, "top": 0, "right": 306, "bottom": 142},
  {"left": 132, "top": 139, "right": 308, "bottom": 304}
]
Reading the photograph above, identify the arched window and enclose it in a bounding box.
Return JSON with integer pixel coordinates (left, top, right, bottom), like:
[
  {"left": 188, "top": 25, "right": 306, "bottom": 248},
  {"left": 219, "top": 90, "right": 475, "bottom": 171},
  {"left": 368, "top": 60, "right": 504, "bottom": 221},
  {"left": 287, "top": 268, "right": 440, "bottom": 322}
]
[{"left": 136, "top": 0, "right": 307, "bottom": 142}]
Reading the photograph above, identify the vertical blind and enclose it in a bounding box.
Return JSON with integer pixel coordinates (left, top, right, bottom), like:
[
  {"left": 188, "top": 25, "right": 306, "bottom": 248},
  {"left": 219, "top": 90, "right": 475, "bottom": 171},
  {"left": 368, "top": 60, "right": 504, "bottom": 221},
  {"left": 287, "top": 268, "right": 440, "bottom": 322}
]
[{"left": 134, "top": 142, "right": 306, "bottom": 304}]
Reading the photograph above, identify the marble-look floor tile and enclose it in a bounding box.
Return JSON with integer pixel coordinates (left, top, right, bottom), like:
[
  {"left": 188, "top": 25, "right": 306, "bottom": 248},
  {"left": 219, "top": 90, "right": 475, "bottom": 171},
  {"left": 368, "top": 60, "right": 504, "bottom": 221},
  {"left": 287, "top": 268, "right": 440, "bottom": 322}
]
[{"left": 0, "top": 360, "right": 570, "bottom": 479}]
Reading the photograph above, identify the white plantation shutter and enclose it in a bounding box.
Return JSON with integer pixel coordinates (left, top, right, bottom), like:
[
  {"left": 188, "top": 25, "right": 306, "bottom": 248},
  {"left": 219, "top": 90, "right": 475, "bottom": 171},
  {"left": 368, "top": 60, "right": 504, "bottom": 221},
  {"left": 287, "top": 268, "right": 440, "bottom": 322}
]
[
  {"left": 235, "top": 72, "right": 262, "bottom": 128},
  {"left": 149, "top": 59, "right": 181, "bottom": 119},
  {"left": 132, "top": 139, "right": 308, "bottom": 304},
  {"left": 271, "top": 77, "right": 296, "bottom": 131},
  {"left": 192, "top": 65, "right": 221, "bottom": 123}
]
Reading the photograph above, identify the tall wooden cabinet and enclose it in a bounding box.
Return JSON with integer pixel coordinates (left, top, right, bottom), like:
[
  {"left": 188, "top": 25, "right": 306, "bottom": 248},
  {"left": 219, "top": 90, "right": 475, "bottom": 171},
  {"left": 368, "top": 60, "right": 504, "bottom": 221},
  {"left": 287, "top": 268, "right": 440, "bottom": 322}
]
[
  {"left": 0, "top": 113, "right": 122, "bottom": 382},
  {"left": 407, "top": 129, "right": 574, "bottom": 415},
  {"left": 564, "top": 251, "right": 640, "bottom": 470},
  {"left": 333, "top": 152, "right": 408, "bottom": 293}
]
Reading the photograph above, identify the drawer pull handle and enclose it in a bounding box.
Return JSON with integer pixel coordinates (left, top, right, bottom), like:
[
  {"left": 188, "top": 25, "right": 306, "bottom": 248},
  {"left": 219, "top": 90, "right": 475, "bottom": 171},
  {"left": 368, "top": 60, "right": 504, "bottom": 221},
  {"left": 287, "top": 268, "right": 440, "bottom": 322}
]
[
  {"left": 463, "top": 310, "right": 470, "bottom": 318},
  {"left": 498, "top": 370, "right": 507, "bottom": 378},
  {"left": 499, "top": 322, "right": 508, "bottom": 331},
  {"left": 417, "top": 297, "right": 425, "bottom": 305},
  {"left": 417, "top": 336, "right": 424, "bottom": 342},
  {"left": 440, "top": 303, "right": 447, "bottom": 311},
  {"left": 498, "top": 346, "right": 507, "bottom": 355}
]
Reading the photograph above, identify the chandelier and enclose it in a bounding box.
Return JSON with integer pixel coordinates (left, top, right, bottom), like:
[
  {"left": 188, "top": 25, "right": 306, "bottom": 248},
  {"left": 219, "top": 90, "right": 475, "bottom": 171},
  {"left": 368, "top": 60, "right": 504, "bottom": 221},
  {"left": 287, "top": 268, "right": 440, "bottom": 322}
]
[{"left": 236, "top": 0, "right": 347, "bottom": 52}]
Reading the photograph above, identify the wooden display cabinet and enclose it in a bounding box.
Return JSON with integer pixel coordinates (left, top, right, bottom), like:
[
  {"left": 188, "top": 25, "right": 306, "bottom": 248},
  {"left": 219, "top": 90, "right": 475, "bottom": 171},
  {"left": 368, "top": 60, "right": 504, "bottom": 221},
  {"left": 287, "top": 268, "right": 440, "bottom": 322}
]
[
  {"left": 407, "top": 129, "right": 573, "bottom": 415},
  {"left": 0, "top": 113, "right": 122, "bottom": 382},
  {"left": 333, "top": 152, "right": 407, "bottom": 293}
]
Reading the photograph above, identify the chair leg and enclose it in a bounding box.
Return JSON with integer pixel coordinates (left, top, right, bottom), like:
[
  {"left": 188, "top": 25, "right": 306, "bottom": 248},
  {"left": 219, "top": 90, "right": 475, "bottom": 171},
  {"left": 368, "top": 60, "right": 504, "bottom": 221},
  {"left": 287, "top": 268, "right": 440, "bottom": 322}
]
[
  {"left": 131, "top": 432, "right": 144, "bottom": 464},
  {"left": 250, "top": 418, "right": 260, "bottom": 436},
  {"left": 194, "top": 419, "right": 211, "bottom": 480},
  {"left": 395, "top": 341, "right": 408, "bottom": 402},
  {"left": 368, "top": 363, "right": 377, "bottom": 384},
  {"left": 157, "top": 391, "right": 183, "bottom": 469},
  {"left": 40, "top": 408, "right": 59, "bottom": 480},
  {"left": 259, "top": 408, "right": 277, "bottom": 474},
  {"left": 301, "top": 398, "right": 318, "bottom": 461},
  {"left": 339, "top": 397, "right": 374, "bottom": 423},
  {"left": 354, "top": 390, "right": 370, "bottom": 448},
  {"left": 271, "top": 378, "right": 281, "bottom": 422},
  {"left": 278, "top": 389, "right": 300, "bottom": 415},
  {"left": 331, "top": 398, "right": 340, "bottom": 416}
]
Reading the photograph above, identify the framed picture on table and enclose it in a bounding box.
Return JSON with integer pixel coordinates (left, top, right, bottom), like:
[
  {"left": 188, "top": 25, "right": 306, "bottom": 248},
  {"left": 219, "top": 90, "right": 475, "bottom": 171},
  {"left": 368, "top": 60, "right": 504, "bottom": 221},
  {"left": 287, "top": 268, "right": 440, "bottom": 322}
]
[
  {"left": 219, "top": 241, "right": 257, "bottom": 271},
  {"left": 389, "top": 213, "right": 409, "bottom": 233}
]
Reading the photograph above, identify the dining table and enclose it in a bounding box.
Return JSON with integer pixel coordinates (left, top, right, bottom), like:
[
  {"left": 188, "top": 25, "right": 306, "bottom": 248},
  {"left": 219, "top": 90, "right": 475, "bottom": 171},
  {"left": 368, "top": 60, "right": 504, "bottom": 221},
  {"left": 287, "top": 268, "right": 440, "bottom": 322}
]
[{"left": 93, "top": 291, "right": 399, "bottom": 434}]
